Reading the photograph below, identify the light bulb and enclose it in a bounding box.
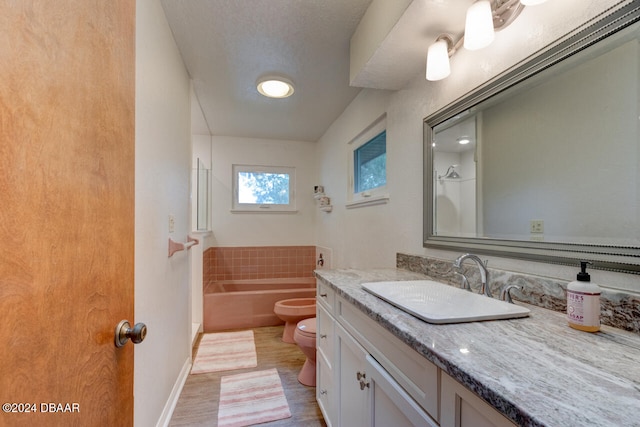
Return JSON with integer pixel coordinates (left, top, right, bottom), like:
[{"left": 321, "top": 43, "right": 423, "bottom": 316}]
[
  {"left": 256, "top": 77, "right": 295, "bottom": 98},
  {"left": 426, "top": 39, "right": 451, "bottom": 81},
  {"left": 464, "top": 1, "right": 495, "bottom": 51}
]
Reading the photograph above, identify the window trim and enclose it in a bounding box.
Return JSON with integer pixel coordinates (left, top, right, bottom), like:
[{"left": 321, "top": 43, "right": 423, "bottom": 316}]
[
  {"left": 347, "top": 114, "right": 389, "bottom": 207},
  {"left": 231, "top": 164, "right": 297, "bottom": 213}
]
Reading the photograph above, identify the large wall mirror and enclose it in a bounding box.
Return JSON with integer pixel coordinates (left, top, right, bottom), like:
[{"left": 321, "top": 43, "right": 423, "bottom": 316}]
[{"left": 424, "top": 2, "right": 640, "bottom": 274}]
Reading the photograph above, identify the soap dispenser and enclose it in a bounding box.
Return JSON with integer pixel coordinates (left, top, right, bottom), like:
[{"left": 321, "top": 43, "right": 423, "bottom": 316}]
[{"left": 566, "top": 261, "right": 601, "bottom": 332}]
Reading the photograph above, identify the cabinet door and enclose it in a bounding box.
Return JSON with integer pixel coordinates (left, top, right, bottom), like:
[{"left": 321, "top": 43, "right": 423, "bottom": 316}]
[
  {"left": 441, "top": 373, "right": 517, "bottom": 427},
  {"left": 317, "top": 303, "right": 334, "bottom": 369},
  {"left": 317, "top": 303, "right": 336, "bottom": 426},
  {"left": 317, "top": 356, "right": 335, "bottom": 427},
  {"left": 336, "top": 323, "right": 370, "bottom": 427},
  {"left": 366, "top": 355, "right": 438, "bottom": 427}
]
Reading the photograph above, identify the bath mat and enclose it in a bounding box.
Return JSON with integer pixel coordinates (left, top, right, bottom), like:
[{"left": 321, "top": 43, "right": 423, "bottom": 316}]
[
  {"left": 217, "top": 368, "right": 292, "bottom": 427},
  {"left": 191, "top": 330, "right": 257, "bottom": 374}
]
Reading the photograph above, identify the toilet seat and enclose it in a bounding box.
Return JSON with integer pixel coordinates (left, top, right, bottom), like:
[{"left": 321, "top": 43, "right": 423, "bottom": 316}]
[{"left": 296, "top": 318, "right": 316, "bottom": 337}]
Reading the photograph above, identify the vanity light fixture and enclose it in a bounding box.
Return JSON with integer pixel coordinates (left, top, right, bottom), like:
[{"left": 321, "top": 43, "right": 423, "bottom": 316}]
[
  {"left": 520, "top": 0, "right": 548, "bottom": 5},
  {"left": 256, "top": 76, "right": 295, "bottom": 98},
  {"left": 426, "top": 0, "right": 549, "bottom": 81}
]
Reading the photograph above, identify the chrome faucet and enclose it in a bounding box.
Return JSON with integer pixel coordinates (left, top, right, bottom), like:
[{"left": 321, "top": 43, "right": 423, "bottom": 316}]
[
  {"left": 455, "top": 271, "right": 471, "bottom": 291},
  {"left": 500, "top": 284, "right": 521, "bottom": 304},
  {"left": 453, "top": 254, "right": 492, "bottom": 298}
]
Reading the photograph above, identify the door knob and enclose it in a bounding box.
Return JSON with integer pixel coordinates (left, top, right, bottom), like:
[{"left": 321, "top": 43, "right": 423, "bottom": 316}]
[{"left": 115, "top": 320, "right": 147, "bottom": 347}]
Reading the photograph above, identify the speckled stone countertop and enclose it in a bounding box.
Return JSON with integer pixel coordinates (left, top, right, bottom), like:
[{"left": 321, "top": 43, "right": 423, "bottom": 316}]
[{"left": 315, "top": 268, "right": 640, "bottom": 427}]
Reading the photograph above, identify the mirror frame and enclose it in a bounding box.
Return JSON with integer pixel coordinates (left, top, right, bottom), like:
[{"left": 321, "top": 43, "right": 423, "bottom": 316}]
[{"left": 423, "top": 1, "right": 640, "bottom": 274}]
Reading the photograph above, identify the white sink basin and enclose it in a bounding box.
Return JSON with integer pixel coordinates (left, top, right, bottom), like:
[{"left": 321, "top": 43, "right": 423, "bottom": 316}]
[{"left": 361, "top": 280, "right": 530, "bottom": 324}]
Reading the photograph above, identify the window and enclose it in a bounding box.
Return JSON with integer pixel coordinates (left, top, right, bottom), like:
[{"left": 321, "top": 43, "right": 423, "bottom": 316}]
[
  {"left": 348, "top": 115, "right": 389, "bottom": 208},
  {"left": 232, "top": 165, "right": 296, "bottom": 212},
  {"left": 354, "top": 131, "right": 386, "bottom": 193}
]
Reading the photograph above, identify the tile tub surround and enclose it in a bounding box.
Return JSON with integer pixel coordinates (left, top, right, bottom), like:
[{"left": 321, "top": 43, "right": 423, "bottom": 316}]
[
  {"left": 203, "top": 245, "right": 316, "bottom": 283},
  {"left": 397, "top": 253, "right": 640, "bottom": 333},
  {"left": 314, "top": 268, "right": 640, "bottom": 427}
]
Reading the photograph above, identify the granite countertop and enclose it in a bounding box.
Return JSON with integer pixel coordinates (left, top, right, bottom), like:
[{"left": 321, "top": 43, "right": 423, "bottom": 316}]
[{"left": 315, "top": 268, "right": 640, "bottom": 427}]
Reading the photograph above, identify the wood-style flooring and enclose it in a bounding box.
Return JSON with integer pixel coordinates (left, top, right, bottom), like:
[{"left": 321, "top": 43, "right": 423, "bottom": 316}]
[{"left": 169, "top": 325, "right": 327, "bottom": 427}]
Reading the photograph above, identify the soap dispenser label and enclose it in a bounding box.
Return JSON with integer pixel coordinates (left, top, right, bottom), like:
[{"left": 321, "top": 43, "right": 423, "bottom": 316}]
[{"left": 567, "top": 291, "right": 600, "bottom": 327}]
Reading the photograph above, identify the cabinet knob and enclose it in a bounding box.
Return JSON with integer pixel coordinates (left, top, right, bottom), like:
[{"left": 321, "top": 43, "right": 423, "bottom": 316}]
[
  {"left": 356, "top": 371, "right": 366, "bottom": 381},
  {"left": 320, "top": 293, "right": 328, "bottom": 298},
  {"left": 320, "top": 333, "right": 327, "bottom": 339},
  {"left": 359, "top": 380, "right": 370, "bottom": 390},
  {"left": 320, "top": 389, "right": 327, "bottom": 395}
]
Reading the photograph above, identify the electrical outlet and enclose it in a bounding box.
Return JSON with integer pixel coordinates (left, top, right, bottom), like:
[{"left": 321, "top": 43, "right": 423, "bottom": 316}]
[
  {"left": 530, "top": 220, "right": 544, "bottom": 234},
  {"left": 169, "top": 214, "right": 176, "bottom": 233}
]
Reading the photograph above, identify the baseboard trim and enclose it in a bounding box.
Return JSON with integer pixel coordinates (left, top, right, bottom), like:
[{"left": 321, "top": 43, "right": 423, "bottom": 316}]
[
  {"left": 156, "top": 356, "right": 192, "bottom": 427},
  {"left": 191, "top": 322, "right": 202, "bottom": 348}
]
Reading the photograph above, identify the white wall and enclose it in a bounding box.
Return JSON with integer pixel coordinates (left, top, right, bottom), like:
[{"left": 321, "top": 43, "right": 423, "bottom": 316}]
[
  {"left": 316, "top": 89, "right": 396, "bottom": 268},
  {"left": 210, "top": 136, "right": 318, "bottom": 247},
  {"left": 135, "top": 0, "right": 192, "bottom": 426},
  {"left": 316, "top": 0, "right": 640, "bottom": 292}
]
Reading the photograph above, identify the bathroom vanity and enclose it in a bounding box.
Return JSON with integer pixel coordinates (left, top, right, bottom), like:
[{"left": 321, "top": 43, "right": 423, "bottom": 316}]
[{"left": 315, "top": 269, "right": 640, "bottom": 427}]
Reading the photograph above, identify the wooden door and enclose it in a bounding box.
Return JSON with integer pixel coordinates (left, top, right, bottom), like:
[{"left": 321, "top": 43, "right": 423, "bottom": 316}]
[{"left": 0, "top": 2, "right": 135, "bottom": 426}]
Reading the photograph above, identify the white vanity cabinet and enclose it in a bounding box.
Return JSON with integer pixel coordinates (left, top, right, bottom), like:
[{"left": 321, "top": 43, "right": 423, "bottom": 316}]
[
  {"left": 317, "top": 282, "right": 437, "bottom": 427},
  {"left": 335, "top": 317, "right": 438, "bottom": 427},
  {"left": 316, "top": 280, "right": 520, "bottom": 427}
]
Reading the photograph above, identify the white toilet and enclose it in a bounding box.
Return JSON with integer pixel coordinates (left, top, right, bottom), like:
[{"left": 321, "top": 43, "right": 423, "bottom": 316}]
[{"left": 293, "top": 317, "right": 316, "bottom": 387}]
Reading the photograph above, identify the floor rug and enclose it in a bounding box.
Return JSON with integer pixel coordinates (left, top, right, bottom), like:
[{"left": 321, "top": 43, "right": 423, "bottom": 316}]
[
  {"left": 217, "top": 368, "right": 292, "bottom": 427},
  {"left": 191, "top": 330, "right": 257, "bottom": 374}
]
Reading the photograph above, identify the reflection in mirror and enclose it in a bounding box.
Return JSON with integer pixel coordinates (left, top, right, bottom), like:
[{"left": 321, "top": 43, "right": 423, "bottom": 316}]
[
  {"left": 433, "top": 115, "right": 477, "bottom": 238},
  {"left": 424, "top": 4, "right": 640, "bottom": 273}
]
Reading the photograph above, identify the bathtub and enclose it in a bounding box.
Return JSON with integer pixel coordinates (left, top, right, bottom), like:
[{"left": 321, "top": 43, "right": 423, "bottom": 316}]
[{"left": 203, "top": 277, "right": 317, "bottom": 332}]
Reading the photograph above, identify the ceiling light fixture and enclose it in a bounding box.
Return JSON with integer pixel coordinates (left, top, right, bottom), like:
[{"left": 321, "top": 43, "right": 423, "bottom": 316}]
[
  {"left": 426, "top": 0, "right": 549, "bottom": 81},
  {"left": 256, "top": 76, "right": 295, "bottom": 98},
  {"left": 458, "top": 137, "right": 471, "bottom": 145}
]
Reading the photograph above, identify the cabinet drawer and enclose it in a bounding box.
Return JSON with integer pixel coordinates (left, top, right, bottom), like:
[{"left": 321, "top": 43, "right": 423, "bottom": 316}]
[
  {"left": 317, "top": 303, "right": 334, "bottom": 369},
  {"left": 337, "top": 296, "right": 439, "bottom": 422},
  {"left": 317, "top": 280, "right": 335, "bottom": 313}
]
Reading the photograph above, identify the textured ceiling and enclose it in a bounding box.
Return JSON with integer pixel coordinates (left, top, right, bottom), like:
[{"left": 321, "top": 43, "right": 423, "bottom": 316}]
[
  {"left": 161, "top": 0, "right": 373, "bottom": 141},
  {"left": 160, "top": 0, "right": 473, "bottom": 142}
]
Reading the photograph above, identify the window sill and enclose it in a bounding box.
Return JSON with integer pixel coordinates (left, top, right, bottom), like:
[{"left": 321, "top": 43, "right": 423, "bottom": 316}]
[
  {"left": 346, "top": 194, "right": 389, "bottom": 209},
  {"left": 230, "top": 209, "right": 298, "bottom": 214}
]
